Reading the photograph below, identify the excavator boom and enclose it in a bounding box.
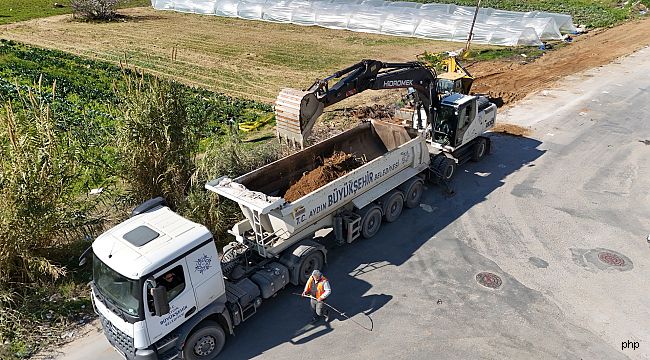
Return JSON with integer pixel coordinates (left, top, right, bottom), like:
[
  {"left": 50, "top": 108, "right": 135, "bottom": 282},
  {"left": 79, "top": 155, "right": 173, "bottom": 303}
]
[{"left": 275, "top": 60, "right": 438, "bottom": 147}]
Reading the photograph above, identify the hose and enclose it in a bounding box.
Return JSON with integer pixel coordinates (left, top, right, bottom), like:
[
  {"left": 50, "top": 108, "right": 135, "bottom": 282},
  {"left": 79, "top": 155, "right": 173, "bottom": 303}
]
[{"left": 293, "top": 293, "right": 374, "bottom": 331}]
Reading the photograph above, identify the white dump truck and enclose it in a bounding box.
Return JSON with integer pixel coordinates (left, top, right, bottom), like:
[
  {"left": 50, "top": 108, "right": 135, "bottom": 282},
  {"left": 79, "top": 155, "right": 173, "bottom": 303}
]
[{"left": 89, "top": 60, "right": 496, "bottom": 360}]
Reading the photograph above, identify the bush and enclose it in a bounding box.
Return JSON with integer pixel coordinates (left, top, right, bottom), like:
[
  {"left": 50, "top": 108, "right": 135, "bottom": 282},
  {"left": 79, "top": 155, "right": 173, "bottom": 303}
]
[
  {"left": 71, "top": 0, "right": 121, "bottom": 20},
  {"left": 116, "top": 74, "right": 202, "bottom": 209},
  {"left": 0, "top": 86, "right": 91, "bottom": 285},
  {"left": 180, "top": 129, "right": 279, "bottom": 247}
]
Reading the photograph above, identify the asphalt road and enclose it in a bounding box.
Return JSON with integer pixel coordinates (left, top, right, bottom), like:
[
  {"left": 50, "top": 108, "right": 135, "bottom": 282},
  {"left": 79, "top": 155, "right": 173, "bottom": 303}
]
[{"left": 43, "top": 46, "right": 650, "bottom": 360}]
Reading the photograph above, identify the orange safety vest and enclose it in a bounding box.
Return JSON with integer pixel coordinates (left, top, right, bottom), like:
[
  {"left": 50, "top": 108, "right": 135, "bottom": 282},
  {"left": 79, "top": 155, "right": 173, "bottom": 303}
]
[{"left": 305, "top": 275, "right": 328, "bottom": 299}]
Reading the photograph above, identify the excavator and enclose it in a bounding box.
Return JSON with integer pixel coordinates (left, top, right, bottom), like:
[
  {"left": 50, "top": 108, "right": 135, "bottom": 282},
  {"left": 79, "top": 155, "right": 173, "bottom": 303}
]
[
  {"left": 274, "top": 59, "right": 497, "bottom": 181},
  {"left": 435, "top": 54, "right": 474, "bottom": 95},
  {"left": 415, "top": 50, "right": 475, "bottom": 96}
]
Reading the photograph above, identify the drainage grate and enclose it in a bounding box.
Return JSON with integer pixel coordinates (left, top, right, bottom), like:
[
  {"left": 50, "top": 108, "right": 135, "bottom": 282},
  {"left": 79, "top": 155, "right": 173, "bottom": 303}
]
[
  {"left": 598, "top": 251, "right": 625, "bottom": 267},
  {"left": 476, "top": 272, "right": 502, "bottom": 289}
]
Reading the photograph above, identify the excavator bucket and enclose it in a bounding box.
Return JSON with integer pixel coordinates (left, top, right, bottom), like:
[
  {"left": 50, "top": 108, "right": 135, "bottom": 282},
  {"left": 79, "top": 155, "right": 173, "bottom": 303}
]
[{"left": 274, "top": 88, "right": 324, "bottom": 148}]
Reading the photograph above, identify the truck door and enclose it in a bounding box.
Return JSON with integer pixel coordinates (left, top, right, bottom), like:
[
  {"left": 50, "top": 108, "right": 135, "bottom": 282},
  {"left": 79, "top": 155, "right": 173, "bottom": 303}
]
[
  {"left": 144, "top": 259, "right": 198, "bottom": 343},
  {"left": 185, "top": 242, "right": 225, "bottom": 310}
]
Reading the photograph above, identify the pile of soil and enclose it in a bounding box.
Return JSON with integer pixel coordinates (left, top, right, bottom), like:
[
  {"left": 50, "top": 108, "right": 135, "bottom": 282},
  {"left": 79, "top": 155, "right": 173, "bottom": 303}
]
[
  {"left": 491, "top": 123, "right": 531, "bottom": 137},
  {"left": 284, "top": 151, "right": 365, "bottom": 202},
  {"left": 468, "top": 17, "right": 650, "bottom": 107},
  {"left": 349, "top": 104, "right": 395, "bottom": 121}
]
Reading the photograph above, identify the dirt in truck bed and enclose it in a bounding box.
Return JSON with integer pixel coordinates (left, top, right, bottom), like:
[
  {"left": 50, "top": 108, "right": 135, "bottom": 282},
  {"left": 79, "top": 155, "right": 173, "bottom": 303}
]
[{"left": 284, "top": 151, "right": 366, "bottom": 202}]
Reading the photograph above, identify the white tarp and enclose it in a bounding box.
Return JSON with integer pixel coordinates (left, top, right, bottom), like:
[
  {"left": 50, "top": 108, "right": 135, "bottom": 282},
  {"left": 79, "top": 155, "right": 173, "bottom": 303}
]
[{"left": 151, "top": 0, "right": 576, "bottom": 46}]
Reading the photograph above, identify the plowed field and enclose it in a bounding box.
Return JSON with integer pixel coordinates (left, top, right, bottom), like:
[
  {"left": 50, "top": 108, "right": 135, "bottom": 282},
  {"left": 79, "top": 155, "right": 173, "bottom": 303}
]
[{"left": 0, "top": 7, "right": 460, "bottom": 102}]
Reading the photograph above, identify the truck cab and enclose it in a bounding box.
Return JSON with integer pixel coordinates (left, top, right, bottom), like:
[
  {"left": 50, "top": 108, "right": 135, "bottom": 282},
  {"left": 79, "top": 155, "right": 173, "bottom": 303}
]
[{"left": 91, "top": 203, "right": 229, "bottom": 360}]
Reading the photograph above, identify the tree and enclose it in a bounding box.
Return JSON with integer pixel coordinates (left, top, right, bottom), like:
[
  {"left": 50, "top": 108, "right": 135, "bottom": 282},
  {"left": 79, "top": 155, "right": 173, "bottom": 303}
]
[{"left": 71, "top": 0, "right": 121, "bottom": 21}]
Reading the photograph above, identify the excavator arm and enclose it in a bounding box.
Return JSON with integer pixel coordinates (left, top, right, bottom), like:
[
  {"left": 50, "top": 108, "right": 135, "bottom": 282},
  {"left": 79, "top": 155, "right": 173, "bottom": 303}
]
[{"left": 275, "top": 59, "right": 439, "bottom": 147}]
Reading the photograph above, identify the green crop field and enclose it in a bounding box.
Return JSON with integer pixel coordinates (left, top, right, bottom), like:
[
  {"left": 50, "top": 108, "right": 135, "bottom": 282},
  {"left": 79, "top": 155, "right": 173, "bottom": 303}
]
[
  {"left": 0, "top": 39, "right": 271, "bottom": 188},
  {"left": 0, "top": 39, "right": 276, "bottom": 358}
]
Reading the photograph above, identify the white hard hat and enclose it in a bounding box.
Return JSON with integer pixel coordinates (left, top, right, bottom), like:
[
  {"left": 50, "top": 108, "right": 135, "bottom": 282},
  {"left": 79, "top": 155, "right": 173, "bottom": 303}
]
[{"left": 312, "top": 269, "right": 322, "bottom": 277}]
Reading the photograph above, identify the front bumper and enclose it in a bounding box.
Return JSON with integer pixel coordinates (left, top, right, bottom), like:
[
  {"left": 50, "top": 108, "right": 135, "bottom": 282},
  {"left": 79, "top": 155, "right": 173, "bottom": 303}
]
[{"left": 99, "top": 313, "right": 159, "bottom": 360}]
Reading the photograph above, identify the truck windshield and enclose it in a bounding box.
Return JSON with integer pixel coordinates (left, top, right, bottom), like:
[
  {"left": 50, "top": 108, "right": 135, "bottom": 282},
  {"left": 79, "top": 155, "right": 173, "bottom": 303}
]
[{"left": 93, "top": 255, "right": 141, "bottom": 317}]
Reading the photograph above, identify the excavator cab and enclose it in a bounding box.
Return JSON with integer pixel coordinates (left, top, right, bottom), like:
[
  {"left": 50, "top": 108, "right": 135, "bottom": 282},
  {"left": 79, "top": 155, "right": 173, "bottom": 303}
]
[
  {"left": 437, "top": 72, "right": 472, "bottom": 95},
  {"left": 433, "top": 93, "right": 477, "bottom": 148},
  {"left": 435, "top": 55, "right": 474, "bottom": 96}
]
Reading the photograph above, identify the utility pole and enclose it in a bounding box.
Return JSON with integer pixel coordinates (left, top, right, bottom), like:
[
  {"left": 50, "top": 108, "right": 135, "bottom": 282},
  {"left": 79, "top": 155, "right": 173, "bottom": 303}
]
[{"left": 465, "top": 0, "right": 482, "bottom": 53}]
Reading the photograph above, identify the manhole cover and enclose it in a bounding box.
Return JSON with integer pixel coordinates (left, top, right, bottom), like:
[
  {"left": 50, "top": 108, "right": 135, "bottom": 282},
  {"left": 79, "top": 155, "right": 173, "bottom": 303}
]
[
  {"left": 476, "top": 272, "right": 502, "bottom": 289},
  {"left": 598, "top": 251, "right": 625, "bottom": 267}
]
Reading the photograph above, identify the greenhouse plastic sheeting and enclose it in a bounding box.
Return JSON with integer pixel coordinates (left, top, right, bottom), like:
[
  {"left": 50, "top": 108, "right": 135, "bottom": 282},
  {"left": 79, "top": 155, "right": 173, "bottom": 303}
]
[{"left": 151, "top": 0, "right": 576, "bottom": 46}]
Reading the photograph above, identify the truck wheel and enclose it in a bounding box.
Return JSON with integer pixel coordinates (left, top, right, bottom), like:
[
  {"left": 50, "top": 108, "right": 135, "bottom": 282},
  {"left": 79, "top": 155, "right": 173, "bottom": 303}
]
[
  {"left": 403, "top": 180, "right": 423, "bottom": 209},
  {"left": 359, "top": 205, "right": 382, "bottom": 239},
  {"left": 383, "top": 192, "right": 404, "bottom": 223},
  {"left": 471, "top": 138, "right": 487, "bottom": 162},
  {"left": 183, "top": 321, "right": 226, "bottom": 360},
  {"left": 298, "top": 251, "right": 324, "bottom": 285}
]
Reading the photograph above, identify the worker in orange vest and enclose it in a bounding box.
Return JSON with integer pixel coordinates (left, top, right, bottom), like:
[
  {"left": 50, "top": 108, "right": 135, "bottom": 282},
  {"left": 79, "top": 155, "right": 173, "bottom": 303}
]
[{"left": 302, "top": 269, "right": 331, "bottom": 323}]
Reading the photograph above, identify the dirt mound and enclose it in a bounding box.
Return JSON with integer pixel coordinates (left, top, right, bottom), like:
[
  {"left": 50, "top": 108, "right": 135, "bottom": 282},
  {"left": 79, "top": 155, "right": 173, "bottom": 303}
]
[
  {"left": 490, "top": 123, "right": 531, "bottom": 137},
  {"left": 350, "top": 104, "right": 395, "bottom": 121},
  {"left": 468, "top": 17, "right": 650, "bottom": 107},
  {"left": 284, "top": 151, "right": 364, "bottom": 202}
]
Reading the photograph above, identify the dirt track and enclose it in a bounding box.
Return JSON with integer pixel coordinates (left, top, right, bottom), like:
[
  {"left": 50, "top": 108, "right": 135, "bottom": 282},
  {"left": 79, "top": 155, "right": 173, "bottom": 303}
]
[{"left": 469, "top": 17, "right": 650, "bottom": 106}]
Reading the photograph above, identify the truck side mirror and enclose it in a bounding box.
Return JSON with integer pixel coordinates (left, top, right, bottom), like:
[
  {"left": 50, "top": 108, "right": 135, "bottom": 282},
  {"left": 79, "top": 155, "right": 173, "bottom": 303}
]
[
  {"left": 152, "top": 286, "right": 170, "bottom": 316},
  {"left": 78, "top": 246, "right": 93, "bottom": 267}
]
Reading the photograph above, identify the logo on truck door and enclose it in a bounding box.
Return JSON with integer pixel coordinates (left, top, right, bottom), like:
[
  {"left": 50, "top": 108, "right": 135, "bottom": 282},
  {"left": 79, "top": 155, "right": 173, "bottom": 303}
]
[{"left": 194, "top": 254, "right": 212, "bottom": 274}]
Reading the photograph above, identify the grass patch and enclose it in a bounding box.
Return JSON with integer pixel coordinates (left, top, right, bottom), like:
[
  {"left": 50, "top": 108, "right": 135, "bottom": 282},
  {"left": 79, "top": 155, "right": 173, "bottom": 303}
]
[
  {"left": 466, "top": 46, "right": 545, "bottom": 61},
  {"left": 344, "top": 35, "right": 426, "bottom": 47},
  {"left": 0, "top": 0, "right": 149, "bottom": 25}
]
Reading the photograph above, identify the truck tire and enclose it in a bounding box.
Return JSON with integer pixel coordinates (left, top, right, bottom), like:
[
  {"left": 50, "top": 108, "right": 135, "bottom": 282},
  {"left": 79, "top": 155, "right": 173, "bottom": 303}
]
[
  {"left": 359, "top": 205, "right": 382, "bottom": 239},
  {"left": 383, "top": 191, "right": 404, "bottom": 223},
  {"left": 182, "top": 320, "right": 226, "bottom": 360},
  {"left": 471, "top": 138, "right": 487, "bottom": 162},
  {"left": 298, "top": 251, "right": 324, "bottom": 285},
  {"left": 402, "top": 179, "right": 424, "bottom": 209}
]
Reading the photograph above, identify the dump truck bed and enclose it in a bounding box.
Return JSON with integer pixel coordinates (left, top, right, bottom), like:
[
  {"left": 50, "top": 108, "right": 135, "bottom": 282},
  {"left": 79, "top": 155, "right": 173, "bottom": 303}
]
[{"left": 207, "top": 121, "right": 430, "bottom": 256}]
